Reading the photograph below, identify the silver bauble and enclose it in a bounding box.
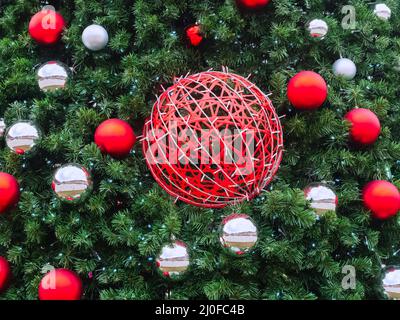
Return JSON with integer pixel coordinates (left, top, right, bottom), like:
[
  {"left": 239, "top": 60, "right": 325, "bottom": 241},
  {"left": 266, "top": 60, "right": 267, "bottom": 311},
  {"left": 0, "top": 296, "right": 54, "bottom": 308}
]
[
  {"left": 5, "top": 121, "right": 40, "bottom": 155},
  {"left": 0, "top": 119, "right": 5, "bottom": 137},
  {"left": 219, "top": 213, "right": 258, "bottom": 256},
  {"left": 52, "top": 164, "right": 93, "bottom": 203},
  {"left": 156, "top": 240, "right": 190, "bottom": 279},
  {"left": 37, "top": 61, "right": 69, "bottom": 92},
  {"left": 382, "top": 266, "right": 400, "bottom": 299},
  {"left": 82, "top": 24, "right": 109, "bottom": 51},
  {"left": 307, "top": 19, "right": 328, "bottom": 39},
  {"left": 304, "top": 183, "right": 337, "bottom": 216},
  {"left": 333, "top": 58, "right": 357, "bottom": 80},
  {"left": 374, "top": 3, "right": 391, "bottom": 21}
]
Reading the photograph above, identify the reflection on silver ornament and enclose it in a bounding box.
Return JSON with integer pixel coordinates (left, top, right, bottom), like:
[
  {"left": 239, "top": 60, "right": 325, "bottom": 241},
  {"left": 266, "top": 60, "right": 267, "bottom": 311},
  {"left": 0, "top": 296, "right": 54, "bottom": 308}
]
[
  {"left": 307, "top": 19, "right": 328, "bottom": 39},
  {"left": 52, "top": 164, "right": 93, "bottom": 203},
  {"left": 220, "top": 213, "right": 258, "bottom": 255},
  {"left": 304, "top": 183, "right": 337, "bottom": 216},
  {"left": 5, "top": 121, "right": 40, "bottom": 155},
  {"left": 374, "top": 3, "right": 391, "bottom": 21},
  {"left": 382, "top": 266, "right": 400, "bottom": 299},
  {"left": 332, "top": 58, "right": 357, "bottom": 80},
  {"left": 156, "top": 240, "right": 190, "bottom": 279},
  {"left": 0, "top": 119, "right": 5, "bottom": 137},
  {"left": 37, "top": 61, "right": 69, "bottom": 92},
  {"left": 82, "top": 24, "right": 109, "bottom": 51}
]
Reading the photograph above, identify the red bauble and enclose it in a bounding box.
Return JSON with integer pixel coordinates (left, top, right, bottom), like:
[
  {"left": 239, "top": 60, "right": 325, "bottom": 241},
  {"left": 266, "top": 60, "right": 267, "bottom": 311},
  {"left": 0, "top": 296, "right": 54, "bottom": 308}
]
[
  {"left": 94, "top": 119, "right": 136, "bottom": 159},
  {"left": 0, "top": 172, "right": 20, "bottom": 214},
  {"left": 0, "top": 257, "right": 11, "bottom": 293},
  {"left": 344, "top": 108, "right": 381, "bottom": 145},
  {"left": 287, "top": 71, "right": 328, "bottom": 110},
  {"left": 38, "top": 269, "right": 82, "bottom": 300},
  {"left": 142, "top": 70, "right": 284, "bottom": 208},
  {"left": 363, "top": 180, "right": 400, "bottom": 220},
  {"left": 28, "top": 8, "right": 66, "bottom": 45},
  {"left": 185, "top": 24, "right": 203, "bottom": 47},
  {"left": 236, "top": 0, "right": 271, "bottom": 10}
]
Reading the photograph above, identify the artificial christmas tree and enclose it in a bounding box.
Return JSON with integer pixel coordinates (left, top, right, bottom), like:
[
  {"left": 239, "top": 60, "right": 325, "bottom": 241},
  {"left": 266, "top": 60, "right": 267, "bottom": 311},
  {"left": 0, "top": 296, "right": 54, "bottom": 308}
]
[{"left": 0, "top": 0, "right": 400, "bottom": 301}]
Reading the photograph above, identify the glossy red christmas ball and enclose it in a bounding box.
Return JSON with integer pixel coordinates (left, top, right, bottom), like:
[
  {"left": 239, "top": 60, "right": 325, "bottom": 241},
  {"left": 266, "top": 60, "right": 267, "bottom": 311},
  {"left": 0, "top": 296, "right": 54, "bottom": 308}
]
[
  {"left": 287, "top": 71, "right": 328, "bottom": 110},
  {"left": 236, "top": 0, "right": 271, "bottom": 10},
  {"left": 38, "top": 269, "right": 82, "bottom": 300},
  {"left": 0, "top": 172, "right": 20, "bottom": 214},
  {"left": 363, "top": 180, "right": 400, "bottom": 220},
  {"left": 344, "top": 108, "right": 381, "bottom": 145},
  {"left": 94, "top": 119, "right": 136, "bottom": 159},
  {"left": 185, "top": 24, "right": 203, "bottom": 47},
  {"left": 28, "top": 8, "right": 66, "bottom": 45},
  {"left": 0, "top": 256, "right": 11, "bottom": 293}
]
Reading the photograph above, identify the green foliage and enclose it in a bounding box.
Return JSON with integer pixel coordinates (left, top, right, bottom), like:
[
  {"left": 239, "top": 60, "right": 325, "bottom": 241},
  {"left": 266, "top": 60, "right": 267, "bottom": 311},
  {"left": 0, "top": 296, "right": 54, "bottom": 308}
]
[{"left": 0, "top": 0, "right": 399, "bottom": 300}]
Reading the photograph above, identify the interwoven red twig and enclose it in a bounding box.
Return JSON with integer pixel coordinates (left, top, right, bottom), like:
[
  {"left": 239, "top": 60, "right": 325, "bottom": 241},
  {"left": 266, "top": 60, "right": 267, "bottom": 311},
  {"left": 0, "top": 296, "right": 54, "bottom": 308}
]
[{"left": 143, "top": 70, "right": 283, "bottom": 208}]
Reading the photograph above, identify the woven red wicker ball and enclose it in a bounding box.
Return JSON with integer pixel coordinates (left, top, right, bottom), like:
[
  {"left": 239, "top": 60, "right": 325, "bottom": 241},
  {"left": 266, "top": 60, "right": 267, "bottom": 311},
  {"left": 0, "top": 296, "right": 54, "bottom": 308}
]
[{"left": 142, "top": 70, "right": 283, "bottom": 208}]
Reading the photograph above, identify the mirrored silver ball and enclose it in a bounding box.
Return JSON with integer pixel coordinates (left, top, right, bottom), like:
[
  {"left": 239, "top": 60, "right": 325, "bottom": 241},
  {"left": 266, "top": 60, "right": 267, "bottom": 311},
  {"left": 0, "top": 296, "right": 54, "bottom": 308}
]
[
  {"left": 374, "top": 3, "right": 391, "bottom": 21},
  {"left": 156, "top": 240, "right": 190, "bottom": 279},
  {"left": 37, "top": 61, "right": 69, "bottom": 92},
  {"left": 220, "top": 213, "right": 258, "bottom": 256},
  {"left": 0, "top": 118, "right": 5, "bottom": 137},
  {"left": 307, "top": 19, "right": 328, "bottom": 39},
  {"left": 382, "top": 266, "right": 400, "bottom": 299},
  {"left": 5, "top": 121, "right": 40, "bottom": 155},
  {"left": 52, "top": 164, "right": 93, "bottom": 203},
  {"left": 304, "top": 183, "right": 337, "bottom": 216}
]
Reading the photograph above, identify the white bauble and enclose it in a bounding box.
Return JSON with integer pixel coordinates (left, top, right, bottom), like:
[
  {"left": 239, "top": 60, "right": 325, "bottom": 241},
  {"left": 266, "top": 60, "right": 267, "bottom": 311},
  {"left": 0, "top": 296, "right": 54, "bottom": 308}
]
[
  {"left": 374, "top": 4, "right": 391, "bottom": 21},
  {"left": 333, "top": 58, "right": 357, "bottom": 80},
  {"left": 82, "top": 24, "right": 109, "bottom": 51}
]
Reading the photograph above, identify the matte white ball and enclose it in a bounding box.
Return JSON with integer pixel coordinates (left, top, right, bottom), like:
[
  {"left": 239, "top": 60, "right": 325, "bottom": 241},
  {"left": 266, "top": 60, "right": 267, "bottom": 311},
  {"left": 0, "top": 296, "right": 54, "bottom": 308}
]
[
  {"left": 82, "top": 24, "right": 109, "bottom": 51},
  {"left": 374, "top": 4, "right": 391, "bottom": 21},
  {"left": 333, "top": 58, "right": 357, "bottom": 80}
]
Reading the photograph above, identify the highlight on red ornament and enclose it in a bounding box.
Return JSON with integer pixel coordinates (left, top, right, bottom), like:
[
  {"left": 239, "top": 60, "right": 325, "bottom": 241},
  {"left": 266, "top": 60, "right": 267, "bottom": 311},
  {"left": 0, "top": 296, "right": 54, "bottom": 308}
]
[
  {"left": 0, "top": 256, "right": 11, "bottom": 293},
  {"left": 0, "top": 172, "right": 20, "bottom": 215},
  {"left": 344, "top": 108, "right": 381, "bottom": 146},
  {"left": 185, "top": 24, "right": 204, "bottom": 47},
  {"left": 142, "top": 69, "right": 284, "bottom": 208},
  {"left": 236, "top": 0, "right": 271, "bottom": 10},
  {"left": 28, "top": 5, "right": 66, "bottom": 45},
  {"left": 38, "top": 267, "right": 82, "bottom": 300},
  {"left": 363, "top": 180, "right": 400, "bottom": 220},
  {"left": 94, "top": 119, "right": 137, "bottom": 159},
  {"left": 287, "top": 71, "right": 328, "bottom": 110}
]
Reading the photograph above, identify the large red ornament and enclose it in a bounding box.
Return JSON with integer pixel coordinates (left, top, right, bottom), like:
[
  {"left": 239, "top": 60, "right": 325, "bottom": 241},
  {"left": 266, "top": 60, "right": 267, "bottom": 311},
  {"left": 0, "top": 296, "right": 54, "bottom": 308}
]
[
  {"left": 0, "top": 172, "right": 20, "bottom": 214},
  {"left": 185, "top": 24, "right": 204, "bottom": 47},
  {"left": 287, "top": 71, "right": 328, "bottom": 110},
  {"left": 363, "top": 180, "right": 400, "bottom": 220},
  {"left": 0, "top": 256, "right": 11, "bottom": 293},
  {"left": 142, "top": 70, "right": 284, "bottom": 208},
  {"left": 28, "top": 8, "right": 66, "bottom": 45},
  {"left": 94, "top": 119, "right": 136, "bottom": 159},
  {"left": 38, "top": 268, "right": 82, "bottom": 300},
  {"left": 344, "top": 108, "right": 381, "bottom": 146},
  {"left": 236, "top": 0, "right": 271, "bottom": 10}
]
